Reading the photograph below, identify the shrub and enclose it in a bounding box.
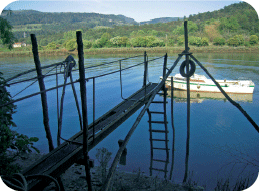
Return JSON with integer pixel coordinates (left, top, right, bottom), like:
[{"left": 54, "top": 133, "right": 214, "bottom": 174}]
[
  {"left": 249, "top": 35, "right": 258, "bottom": 45},
  {"left": 46, "top": 42, "right": 57, "bottom": 50},
  {"left": 201, "top": 37, "right": 209, "bottom": 46},
  {"left": 110, "top": 36, "right": 129, "bottom": 47},
  {"left": 83, "top": 40, "right": 92, "bottom": 49},
  {"left": 0, "top": 72, "right": 39, "bottom": 175},
  {"left": 213, "top": 37, "right": 226, "bottom": 46},
  {"left": 95, "top": 147, "right": 112, "bottom": 183},
  {"left": 189, "top": 36, "right": 209, "bottom": 47},
  {"left": 130, "top": 36, "right": 165, "bottom": 47},
  {"left": 167, "top": 36, "right": 177, "bottom": 46},
  {"left": 65, "top": 39, "right": 77, "bottom": 51},
  {"left": 189, "top": 36, "right": 202, "bottom": 46},
  {"left": 227, "top": 35, "right": 244, "bottom": 47},
  {"left": 92, "top": 39, "right": 102, "bottom": 48},
  {"left": 177, "top": 36, "right": 185, "bottom": 46}
]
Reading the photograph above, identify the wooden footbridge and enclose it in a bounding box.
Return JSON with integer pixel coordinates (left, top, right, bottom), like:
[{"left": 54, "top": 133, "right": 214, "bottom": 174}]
[{"left": 1, "top": 21, "right": 258, "bottom": 191}]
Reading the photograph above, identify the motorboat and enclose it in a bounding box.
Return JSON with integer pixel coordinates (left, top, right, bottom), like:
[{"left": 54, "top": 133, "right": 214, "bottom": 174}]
[{"left": 161, "top": 74, "right": 254, "bottom": 94}]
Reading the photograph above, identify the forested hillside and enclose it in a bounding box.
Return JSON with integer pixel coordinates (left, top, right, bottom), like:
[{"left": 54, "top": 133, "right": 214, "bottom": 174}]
[
  {"left": 1, "top": 10, "right": 137, "bottom": 39},
  {"left": 0, "top": 2, "right": 258, "bottom": 52},
  {"left": 188, "top": 2, "right": 258, "bottom": 35}
]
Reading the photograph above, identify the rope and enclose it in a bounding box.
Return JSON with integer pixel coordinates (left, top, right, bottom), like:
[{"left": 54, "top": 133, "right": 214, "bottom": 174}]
[
  {"left": 5, "top": 62, "right": 64, "bottom": 83},
  {"left": 1, "top": 55, "right": 164, "bottom": 108},
  {"left": 11, "top": 65, "right": 57, "bottom": 98},
  {"left": 4, "top": 54, "right": 156, "bottom": 87},
  {"left": 57, "top": 55, "right": 83, "bottom": 146}
]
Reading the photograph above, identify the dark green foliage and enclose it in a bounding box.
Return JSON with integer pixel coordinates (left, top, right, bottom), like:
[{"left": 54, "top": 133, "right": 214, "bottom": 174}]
[
  {"left": 0, "top": 72, "right": 39, "bottom": 175},
  {"left": 1, "top": 1, "right": 259, "bottom": 51},
  {"left": 0, "top": 17, "right": 15, "bottom": 49},
  {"left": 173, "top": 21, "right": 198, "bottom": 35},
  {"left": 189, "top": 2, "right": 258, "bottom": 34},
  {"left": 213, "top": 37, "right": 226, "bottom": 46},
  {"left": 3, "top": 10, "right": 136, "bottom": 26},
  {"left": 249, "top": 35, "right": 258, "bottom": 45}
]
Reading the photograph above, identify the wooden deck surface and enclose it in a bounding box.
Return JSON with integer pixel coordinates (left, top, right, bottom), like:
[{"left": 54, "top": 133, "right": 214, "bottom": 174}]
[{"left": 22, "top": 83, "right": 159, "bottom": 190}]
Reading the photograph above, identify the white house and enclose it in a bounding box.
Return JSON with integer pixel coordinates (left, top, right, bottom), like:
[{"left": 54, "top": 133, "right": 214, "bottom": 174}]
[{"left": 13, "top": 42, "right": 27, "bottom": 48}]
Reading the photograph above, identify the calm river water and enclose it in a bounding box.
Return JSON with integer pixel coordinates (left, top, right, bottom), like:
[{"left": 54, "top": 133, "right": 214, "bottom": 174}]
[{"left": 1, "top": 52, "right": 259, "bottom": 190}]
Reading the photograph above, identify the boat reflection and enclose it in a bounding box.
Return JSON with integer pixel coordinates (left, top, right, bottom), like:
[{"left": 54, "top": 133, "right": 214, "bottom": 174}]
[{"left": 166, "top": 89, "right": 253, "bottom": 103}]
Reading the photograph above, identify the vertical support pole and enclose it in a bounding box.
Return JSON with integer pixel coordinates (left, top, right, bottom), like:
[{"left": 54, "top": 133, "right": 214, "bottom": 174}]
[
  {"left": 143, "top": 51, "right": 147, "bottom": 87},
  {"left": 93, "top": 77, "right": 95, "bottom": 140},
  {"left": 162, "top": 53, "right": 169, "bottom": 160},
  {"left": 76, "top": 31, "right": 92, "bottom": 191},
  {"left": 31, "top": 34, "right": 54, "bottom": 152},
  {"left": 169, "top": 76, "right": 175, "bottom": 180},
  {"left": 183, "top": 21, "right": 191, "bottom": 183},
  {"left": 163, "top": 53, "right": 167, "bottom": 79}
]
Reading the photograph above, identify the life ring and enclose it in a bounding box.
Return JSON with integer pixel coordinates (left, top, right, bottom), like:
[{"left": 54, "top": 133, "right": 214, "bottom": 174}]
[{"left": 179, "top": 60, "right": 196, "bottom": 78}]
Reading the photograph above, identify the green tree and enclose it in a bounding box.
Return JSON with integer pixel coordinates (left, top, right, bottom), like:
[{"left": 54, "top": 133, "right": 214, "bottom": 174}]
[
  {"left": 177, "top": 36, "right": 185, "bottom": 46},
  {"left": 227, "top": 35, "right": 244, "bottom": 46},
  {"left": 173, "top": 21, "right": 198, "bottom": 35},
  {"left": 0, "top": 17, "right": 15, "bottom": 49},
  {"left": 249, "top": 35, "right": 258, "bottom": 45},
  {"left": 0, "top": 72, "right": 39, "bottom": 175},
  {"left": 83, "top": 40, "right": 92, "bottom": 49},
  {"left": 99, "top": 32, "right": 112, "bottom": 47},
  {"left": 213, "top": 37, "right": 226, "bottom": 46},
  {"left": 65, "top": 39, "right": 77, "bottom": 51},
  {"left": 46, "top": 42, "right": 57, "bottom": 50}
]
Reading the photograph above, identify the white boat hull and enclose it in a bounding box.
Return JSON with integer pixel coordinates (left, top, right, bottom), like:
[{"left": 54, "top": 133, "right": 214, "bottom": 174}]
[{"left": 162, "top": 74, "right": 254, "bottom": 94}]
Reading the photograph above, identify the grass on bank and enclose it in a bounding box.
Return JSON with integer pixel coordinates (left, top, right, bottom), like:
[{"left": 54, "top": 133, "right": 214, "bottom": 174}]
[{"left": 0, "top": 45, "right": 258, "bottom": 57}]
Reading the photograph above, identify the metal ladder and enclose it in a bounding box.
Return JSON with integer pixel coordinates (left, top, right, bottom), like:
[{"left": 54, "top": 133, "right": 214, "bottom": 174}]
[{"left": 147, "top": 84, "right": 170, "bottom": 178}]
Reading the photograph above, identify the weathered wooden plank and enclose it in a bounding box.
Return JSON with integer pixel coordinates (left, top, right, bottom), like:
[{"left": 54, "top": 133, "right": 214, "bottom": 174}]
[{"left": 22, "top": 83, "right": 158, "bottom": 190}]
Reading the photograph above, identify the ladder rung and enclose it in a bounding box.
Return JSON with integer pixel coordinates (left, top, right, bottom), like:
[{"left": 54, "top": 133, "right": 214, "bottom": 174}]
[
  {"left": 149, "top": 121, "right": 168, "bottom": 124},
  {"left": 149, "top": 130, "right": 168, "bottom": 133},
  {"left": 153, "top": 147, "right": 170, "bottom": 150},
  {"left": 151, "top": 101, "right": 168, "bottom": 104},
  {"left": 152, "top": 159, "right": 169, "bottom": 163},
  {"left": 150, "top": 168, "right": 168, "bottom": 172},
  {"left": 151, "top": 139, "right": 169, "bottom": 142},
  {"left": 149, "top": 111, "right": 165, "bottom": 114}
]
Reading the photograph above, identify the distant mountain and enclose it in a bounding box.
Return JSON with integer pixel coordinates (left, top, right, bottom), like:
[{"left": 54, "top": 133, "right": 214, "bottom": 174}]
[
  {"left": 140, "top": 17, "right": 182, "bottom": 25},
  {"left": 1, "top": 10, "right": 137, "bottom": 39},
  {"left": 1, "top": 10, "right": 137, "bottom": 26}
]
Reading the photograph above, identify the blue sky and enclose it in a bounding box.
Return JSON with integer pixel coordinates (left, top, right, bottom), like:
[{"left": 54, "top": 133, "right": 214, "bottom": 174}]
[{"left": 0, "top": 0, "right": 258, "bottom": 22}]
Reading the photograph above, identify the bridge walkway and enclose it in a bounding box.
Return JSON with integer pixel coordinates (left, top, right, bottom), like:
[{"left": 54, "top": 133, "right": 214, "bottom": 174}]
[{"left": 22, "top": 83, "right": 159, "bottom": 190}]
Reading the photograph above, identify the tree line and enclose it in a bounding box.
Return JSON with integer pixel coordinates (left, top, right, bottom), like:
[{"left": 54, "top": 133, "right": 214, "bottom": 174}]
[{"left": 0, "top": 2, "right": 258, "bottom": 51}]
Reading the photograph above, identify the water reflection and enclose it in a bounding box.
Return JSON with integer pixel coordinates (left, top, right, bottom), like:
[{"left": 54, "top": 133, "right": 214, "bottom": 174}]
[{"left": 165, "top": 89, "right": 253, "bottom": 103}]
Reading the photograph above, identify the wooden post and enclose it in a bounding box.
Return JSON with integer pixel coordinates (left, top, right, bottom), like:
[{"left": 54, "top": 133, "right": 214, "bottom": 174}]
[
  {"left": 30, "top": 34, "right": 54, "bottom": 152},
  {"left": 143, "top": 51, "right": 147, "bottom": 87},
  {"left": 163, "top": 53, "right": 167, "bottom": 79},
  {"left": 76, "top": 31, "right": 92, "bottom": 191},
  {"left": 169, "top": 76, "right": 175, "bottom": 180},
  {"left": 183, "top": 21, "right": 191, "bottom": 183},
  {"left": 163, "top": 53, "right": 169, "bottom": 160}
]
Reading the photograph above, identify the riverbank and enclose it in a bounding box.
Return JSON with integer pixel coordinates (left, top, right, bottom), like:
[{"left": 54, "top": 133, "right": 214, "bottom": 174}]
[
  {"left": 0, "top": 46, "right": 258, "bottom": 57},
  {"left": 7, "top": 152, "right": 204, "bottom": 191}
]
